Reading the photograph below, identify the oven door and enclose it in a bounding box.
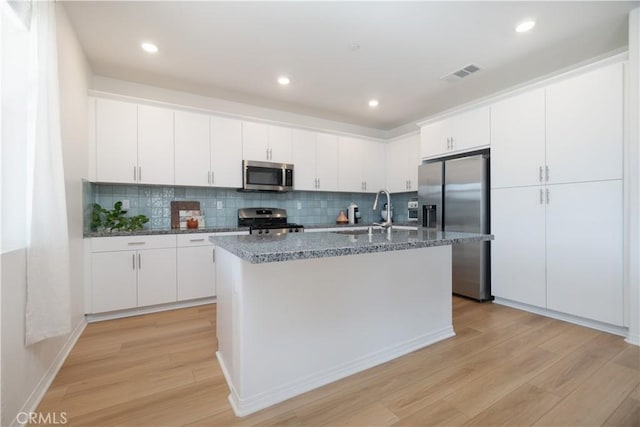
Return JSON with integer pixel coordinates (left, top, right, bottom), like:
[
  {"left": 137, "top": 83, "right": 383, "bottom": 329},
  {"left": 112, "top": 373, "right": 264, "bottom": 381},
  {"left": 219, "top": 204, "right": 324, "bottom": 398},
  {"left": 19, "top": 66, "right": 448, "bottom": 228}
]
[{"left": 243, "top": 160, "right": 293, "bottom": 191}]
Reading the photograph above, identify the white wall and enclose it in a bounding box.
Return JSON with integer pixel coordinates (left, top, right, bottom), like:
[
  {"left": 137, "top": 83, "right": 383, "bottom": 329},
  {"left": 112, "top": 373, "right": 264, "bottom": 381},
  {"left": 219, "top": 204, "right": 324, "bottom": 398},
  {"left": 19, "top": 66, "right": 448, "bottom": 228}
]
[
  {"left": 0, "top": 4, "right": 91, "bottom": 425},
  {"left": 627, "top": 7, "right": 639, "bottom": 346}
]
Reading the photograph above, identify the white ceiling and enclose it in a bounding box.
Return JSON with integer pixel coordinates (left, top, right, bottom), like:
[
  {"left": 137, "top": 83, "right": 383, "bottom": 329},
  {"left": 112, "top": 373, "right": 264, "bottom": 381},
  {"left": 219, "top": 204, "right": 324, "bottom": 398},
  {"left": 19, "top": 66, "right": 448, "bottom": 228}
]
[{"left": 62, "top": 1, "right": 638, "bottom": 131}]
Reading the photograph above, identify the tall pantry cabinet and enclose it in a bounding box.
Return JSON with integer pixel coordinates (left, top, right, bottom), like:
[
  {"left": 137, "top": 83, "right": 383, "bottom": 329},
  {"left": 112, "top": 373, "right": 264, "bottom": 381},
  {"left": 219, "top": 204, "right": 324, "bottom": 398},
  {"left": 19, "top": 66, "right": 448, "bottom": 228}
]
[{"left": 491, "top": 62, "right": 624, "bottom": 326}]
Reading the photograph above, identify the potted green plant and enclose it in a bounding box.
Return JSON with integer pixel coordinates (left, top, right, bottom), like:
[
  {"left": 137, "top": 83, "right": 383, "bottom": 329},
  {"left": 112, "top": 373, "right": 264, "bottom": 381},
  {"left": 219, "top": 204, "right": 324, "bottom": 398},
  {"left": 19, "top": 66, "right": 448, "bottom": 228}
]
[{"left": 91, "top": 201, "right": 149, "bottom": 232}]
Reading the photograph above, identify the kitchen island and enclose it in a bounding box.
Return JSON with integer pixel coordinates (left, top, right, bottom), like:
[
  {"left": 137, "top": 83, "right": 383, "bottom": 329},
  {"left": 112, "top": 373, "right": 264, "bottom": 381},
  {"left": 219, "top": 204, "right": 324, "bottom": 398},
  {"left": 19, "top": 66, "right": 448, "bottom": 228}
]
[{"left": 210, "top": 228, "right": 492, "bottom": 416}]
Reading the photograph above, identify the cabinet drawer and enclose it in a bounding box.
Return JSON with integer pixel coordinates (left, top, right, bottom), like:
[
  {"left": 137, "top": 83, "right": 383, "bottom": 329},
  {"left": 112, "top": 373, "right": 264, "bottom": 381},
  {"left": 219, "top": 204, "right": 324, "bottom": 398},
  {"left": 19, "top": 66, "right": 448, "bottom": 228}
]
[
  {"left": 177, "top": 234, "right": 216, "bottom": 247},
  {"left": 92, "top": 235, "right": 177, "bottom": 252}
]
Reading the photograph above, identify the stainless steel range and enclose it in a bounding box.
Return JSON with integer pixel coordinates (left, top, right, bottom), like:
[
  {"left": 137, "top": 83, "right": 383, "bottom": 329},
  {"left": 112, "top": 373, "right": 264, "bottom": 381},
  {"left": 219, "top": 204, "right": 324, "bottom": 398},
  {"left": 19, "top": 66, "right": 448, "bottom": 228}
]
[{"left": 238, "top": 208, "right": 304, "bottom": 235}]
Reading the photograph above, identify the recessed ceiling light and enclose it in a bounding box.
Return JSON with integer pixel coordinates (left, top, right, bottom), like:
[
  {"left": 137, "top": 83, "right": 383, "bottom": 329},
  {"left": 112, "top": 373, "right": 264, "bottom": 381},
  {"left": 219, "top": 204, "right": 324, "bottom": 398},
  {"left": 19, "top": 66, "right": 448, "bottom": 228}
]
[
  {"left": 368, "top": 99, "right": 379, "bottom": 108},
  {"left": 141, "top": 42, "right": 158, "bottom": 53},
  {"left": 278, "top": 76, "right": 290, "bottom": 85},
  {"left": 515, "top": 20, "right": 536, "bottom": 33}
]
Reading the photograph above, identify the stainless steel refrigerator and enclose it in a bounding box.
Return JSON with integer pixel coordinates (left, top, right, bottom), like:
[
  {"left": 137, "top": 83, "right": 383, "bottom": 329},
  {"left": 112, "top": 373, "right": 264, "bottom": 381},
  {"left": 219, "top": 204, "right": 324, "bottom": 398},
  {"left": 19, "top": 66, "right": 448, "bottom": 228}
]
[{"left": 418, "top": 150, "right": 491, "bottom": 301}]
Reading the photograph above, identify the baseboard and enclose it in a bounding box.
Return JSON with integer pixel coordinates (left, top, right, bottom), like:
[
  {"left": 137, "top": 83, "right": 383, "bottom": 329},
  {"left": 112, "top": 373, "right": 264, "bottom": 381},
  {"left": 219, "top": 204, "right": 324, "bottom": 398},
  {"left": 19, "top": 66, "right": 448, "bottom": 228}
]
[
  {"left": 85, "top": 297, "right": 216, "bottom": 322},
  {"left": 493, "top": 297, "right": 629, "bottom": 337},
  {"left": 11, "top": 319, "right": 87, "bottom": 427},
  {"left": 625, "top": 332, "right": 640, "bottom": 346},
  {"left": 218, "top": 325, "right": 455, "bottom": 417}
]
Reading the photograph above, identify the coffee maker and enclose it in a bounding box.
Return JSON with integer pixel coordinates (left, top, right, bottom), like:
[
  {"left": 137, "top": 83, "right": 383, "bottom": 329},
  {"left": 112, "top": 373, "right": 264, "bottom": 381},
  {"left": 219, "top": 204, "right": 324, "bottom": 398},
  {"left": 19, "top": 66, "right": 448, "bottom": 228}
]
[{"left": 347, "top": 203, "right": 359, "bottom": 224}]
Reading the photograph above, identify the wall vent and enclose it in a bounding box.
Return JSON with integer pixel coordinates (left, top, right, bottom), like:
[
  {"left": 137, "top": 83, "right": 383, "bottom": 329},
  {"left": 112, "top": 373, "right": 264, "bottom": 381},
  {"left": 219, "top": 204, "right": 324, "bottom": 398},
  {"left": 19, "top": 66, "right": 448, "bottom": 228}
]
[{"left": 441, "top": 64, "right": 481, "bottom": 82}]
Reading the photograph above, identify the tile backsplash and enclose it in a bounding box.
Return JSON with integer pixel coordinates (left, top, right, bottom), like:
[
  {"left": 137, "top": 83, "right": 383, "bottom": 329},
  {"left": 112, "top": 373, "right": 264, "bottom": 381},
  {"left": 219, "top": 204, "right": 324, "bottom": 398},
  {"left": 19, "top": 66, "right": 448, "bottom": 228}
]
[{"left": 87, "top": 183, "right": 417, "bottom": 230}]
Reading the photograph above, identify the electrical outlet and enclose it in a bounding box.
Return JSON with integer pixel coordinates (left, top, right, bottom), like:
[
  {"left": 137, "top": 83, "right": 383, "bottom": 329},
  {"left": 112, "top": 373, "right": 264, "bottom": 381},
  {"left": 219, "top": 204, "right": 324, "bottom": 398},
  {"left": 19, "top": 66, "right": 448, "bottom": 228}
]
[
  {"left": 121, "top": 199, "right": 130, "bottom": 209},
  {"left": 297, "top": 202, "right": 302, "bottom": 210},
  {"left": 217, "top": 201, "right": 223, "bottom": 210}
]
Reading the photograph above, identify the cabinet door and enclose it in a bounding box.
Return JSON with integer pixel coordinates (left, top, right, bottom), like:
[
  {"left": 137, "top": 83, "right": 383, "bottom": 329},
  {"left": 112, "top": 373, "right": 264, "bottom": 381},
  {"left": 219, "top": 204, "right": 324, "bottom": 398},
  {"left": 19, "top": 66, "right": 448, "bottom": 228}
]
[
  {"left": 407, "top": 134, "right": 420, "bottom": 191},
  {"left": 491, "top": 89, "right": 546, "bottom": 189},
  {"left": 175, "top": 111, "right": 210, "bottom": 187},
  {"left": 177, "top": 246, "right": 216, "bottom": 300},
  {"left": 450, "top": 105, "right": 490, "bottom": 152},
  {"left": 96, "top": 99, "right": 138, "bottom": 183},
  {"left": 546, "top": 180, "right": 623, "bottom": 326},
  {"left": 316, "top": 133, "right": 338, "bottom": 191},
  {"left": 420, "top": 120, "right": 450, "bottom": 159},
  {"left": 268, "top": 125, "right": 293, "bottom": 163},
  {"left": 211, "top": 116, "right": 243, "bottom": 188},
  {"left": 491, "top": 187, "right": 547, "bottom": 308},
  {"left": 138, "top": 105, "right": 174, "bottom": 185},
  {"left": 545, "top": 63, "right": 623, "bottom": 184},
  {"left": 91, "top": 251, "right": 137, "bottom": 312},
  {"left": 362, "top": 140, "right": 386, "bottom": 193},
  {"left": 292, "top": 129, "right": 318, "bottom": 191},
  {"left": 242, "top": 121, "right": 269, "bottom": 161},
  {"left": 137, "top": 248, "right": 177, "bottom": 307},
  {"left": 338, "top": 136, "right": 363, "bottom": 192},
  {"left": 387, "top": 138, "right": 409, "bottom": 193}
]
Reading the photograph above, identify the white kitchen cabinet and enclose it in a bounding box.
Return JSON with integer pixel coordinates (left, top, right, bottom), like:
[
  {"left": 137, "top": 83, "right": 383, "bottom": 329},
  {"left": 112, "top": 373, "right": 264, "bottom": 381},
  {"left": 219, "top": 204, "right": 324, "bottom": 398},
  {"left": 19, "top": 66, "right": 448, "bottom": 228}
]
[
  {"left": 242, "top": 122, "right": 292, "bottom": 163},
  {"left": 177, "top": 236, "right": 216, "bottom": 301},
  {"left": 137, "top": 247, "right": 177, "bottom": 306},
  {"left": 491, "top": 88, "right": 546, "bottom": 189},
  {"left": 95, "top": 98, "right": 174, "bottom": 185},
  {"left": 491, "top": 180, "right": 624, "bottom": 326},
  {"left": 420, "top": 105, "right": 490, "bottom": 159},
  {"left": 137, "top": 105, "right": 174, "bottom": 185},
  {"left": 546, "top": 180, "right": 623, "bottom": 326},
  {"left": 90, "top": 235, "right": 177, "bottom": 314},
  {"left": 387, "top": 134, "right": 420, "bottom": 193},
  {"left": 292, "top": 129, "right": 339, "bottom": 191},
  {"left": 545, "top": 63, "right": 623, "bottom": 185},
  {"left": 491, "top": 186, "right": 547, "bottom": 308},
  {"left": 175, "top": 110, "right": 211, "bottom": 187},
  {"left": 95, "top": 98, "right": 138, "bottom": 183},
  {"left": 91, "top": 251, "right": 138, "bottom": 313},
  {"left": 211, "top": 116, "right": 243, "bottom": 188},
  {"left": 337, "top": 136, "right": 385, "bottom": 193}
]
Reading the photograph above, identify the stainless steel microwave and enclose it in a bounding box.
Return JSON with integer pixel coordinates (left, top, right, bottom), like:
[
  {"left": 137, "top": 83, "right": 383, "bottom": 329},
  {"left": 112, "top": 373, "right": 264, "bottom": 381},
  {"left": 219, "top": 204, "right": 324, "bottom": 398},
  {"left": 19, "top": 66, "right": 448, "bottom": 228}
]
[{"left": 243, "top": 160, "right": 294, "bottom": 192}]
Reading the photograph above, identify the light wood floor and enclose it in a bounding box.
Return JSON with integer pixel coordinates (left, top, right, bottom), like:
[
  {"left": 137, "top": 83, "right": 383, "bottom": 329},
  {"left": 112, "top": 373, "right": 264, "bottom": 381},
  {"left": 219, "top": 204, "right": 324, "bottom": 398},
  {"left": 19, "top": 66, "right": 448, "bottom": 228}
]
[{"left": 36, "top": 297, "right": 639, "bottom": 426}]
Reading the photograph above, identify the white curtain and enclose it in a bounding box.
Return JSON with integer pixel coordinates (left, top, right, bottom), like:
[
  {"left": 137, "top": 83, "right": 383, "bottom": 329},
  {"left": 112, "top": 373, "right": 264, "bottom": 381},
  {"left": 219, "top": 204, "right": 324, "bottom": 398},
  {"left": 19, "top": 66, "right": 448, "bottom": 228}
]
[{"left": 24, "top": 0, "right": 71, "bottom": 346}]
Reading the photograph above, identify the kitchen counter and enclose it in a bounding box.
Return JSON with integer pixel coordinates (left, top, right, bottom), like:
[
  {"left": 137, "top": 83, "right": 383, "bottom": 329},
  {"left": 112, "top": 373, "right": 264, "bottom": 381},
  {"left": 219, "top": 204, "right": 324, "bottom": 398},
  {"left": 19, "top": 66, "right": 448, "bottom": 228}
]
[
  {"left": 210, "top": 228, "right": 492, "bottom": 264},
  {"left": 214, "top": 227, "right": 492, "bottom": 416},
  {"left": 83, "top": 222, "right": 418, "bottom": 238}
]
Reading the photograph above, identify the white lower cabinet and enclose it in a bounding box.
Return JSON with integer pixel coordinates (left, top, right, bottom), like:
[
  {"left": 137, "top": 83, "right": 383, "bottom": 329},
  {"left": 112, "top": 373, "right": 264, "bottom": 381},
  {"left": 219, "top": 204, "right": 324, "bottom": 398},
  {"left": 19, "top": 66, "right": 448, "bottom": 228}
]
[
  {"left": 177, "top": 234, "right": 216, "bottom": 300},
  {"left": 90, "top": 235, "right": 177, "bottom": 314},
  {"left": 491, "top": 180, "right": 624, "bottom": 326}
]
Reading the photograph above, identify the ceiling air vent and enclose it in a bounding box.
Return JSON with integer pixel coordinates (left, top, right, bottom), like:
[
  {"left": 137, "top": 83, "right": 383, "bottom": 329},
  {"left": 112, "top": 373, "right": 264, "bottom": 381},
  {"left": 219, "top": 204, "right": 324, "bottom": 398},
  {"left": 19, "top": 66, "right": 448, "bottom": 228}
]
[{"left": 441, "top": 64, "right": 481, "bottom": 82}]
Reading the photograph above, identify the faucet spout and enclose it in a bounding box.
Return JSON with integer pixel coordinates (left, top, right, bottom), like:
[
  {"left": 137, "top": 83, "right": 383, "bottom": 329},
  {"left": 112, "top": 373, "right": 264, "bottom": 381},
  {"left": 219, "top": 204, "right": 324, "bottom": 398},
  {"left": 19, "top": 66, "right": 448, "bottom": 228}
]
[{"left": 372, "top": 189, "right": 393, "bottom": 229}]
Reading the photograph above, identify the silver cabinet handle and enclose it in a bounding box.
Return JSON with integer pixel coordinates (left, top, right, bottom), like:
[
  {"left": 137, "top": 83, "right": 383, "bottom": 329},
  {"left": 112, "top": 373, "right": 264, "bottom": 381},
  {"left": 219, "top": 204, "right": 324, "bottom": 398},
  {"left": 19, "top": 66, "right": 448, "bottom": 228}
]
[
  {"left": 446, "top": 137, "right": 450, "bottom": 150},
  {"left": 450, "top": 137, "right": 455, "bottom": 150},
  {"left": 409, "top": 180, "right": 412, "bottom": 189},
  {"left": 211, "top": 171, "right": 214, "bottom": 185},
  {"left": 208, "top": 171, "right": 211, "bottom": 185},
  {"left": 266, "top": 148, "right": 269, "bottom": 160},
  {"left": 133, "top": 166, "right": 137, "bottom": 181},
  {"left": 539, "top": 189, "right": 544, "bottom": 204},
  {"left": 190, "top": 238, "right": 205, "bottom": 242},
  {"left": 127, "top": 241, "right": 146, "bottom": 245},
  {"left": 138, "top": 166, "right": 142, "bottom": 181},
  {"left": 539, "top": 166, "right": 543, "bottom": 182},
  {"left": 545, "top": 165, "right": 549, "bottom": 182},
  {"left": 317, "top": 178, "right": 320, "bottom": 189},
  {"left": 212, "top": 248, "right": 215, "bottom": 263},
  {"left": 546, "top": 188, "right": 550, "bottom": 204},
  {"left": 132, "top": 253, "right": 136, "bottom": 270},
  {"left": 138, "top": 253, "right": 141, "bottom": 269}
]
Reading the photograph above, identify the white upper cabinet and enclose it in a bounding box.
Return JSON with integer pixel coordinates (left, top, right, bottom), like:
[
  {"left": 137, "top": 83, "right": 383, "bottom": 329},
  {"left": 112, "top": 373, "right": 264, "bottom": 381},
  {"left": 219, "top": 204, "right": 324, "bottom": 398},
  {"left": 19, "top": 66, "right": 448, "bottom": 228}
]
[
  {"left": 242, "top": 122, "right": 292, "bottom": 163},
  {"left": 292, "top": 129, "right": 339, "bottom": 192},
  {"left": 175, "top": 110, "right": 210, "bottom": 187},
  {"left": 545, "top": 62, "right": 623, "bottom": 184},
  {"left": 387, "top": 134, "right": 420, "bottom": 193},
  {"left": 96, "top": 98, "right": 138, "bottom": 183},
  {"left": 420, "top": 105, "right": 490, "bottom": 159},
  {"left": 315, "top": 133, "right": 338, "bottom": 192},
  {"left": 95, "top": 99, "right": 174, "bottom": 185},
  {"left": 211, "top": 116, "right": 243, "bottom": 188},
  {"left": 137, "top": 105, "right": 174, "bottom": 185},
  {"left": 491, "top": 88, "right": 546, "bottom": 189},
  {"left": 338, "top": 136, "right": 385, "bottom": 193}
]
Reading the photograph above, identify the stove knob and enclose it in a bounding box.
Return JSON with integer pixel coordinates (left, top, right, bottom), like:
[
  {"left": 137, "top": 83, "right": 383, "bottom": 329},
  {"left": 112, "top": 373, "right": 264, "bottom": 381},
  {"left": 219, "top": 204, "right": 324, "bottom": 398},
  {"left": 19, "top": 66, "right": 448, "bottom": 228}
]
[
  {"left": 289, "top": 228, "right": 293, "bottom": 233},
  {"left": 265, "top": 229, "right": 270, "bottom": 234},
  {"left": 257, "top": 230, "right": 263, "bottom": 235},
  {"left": 294, "top": 228, "right": 300, "bottom": 232}
]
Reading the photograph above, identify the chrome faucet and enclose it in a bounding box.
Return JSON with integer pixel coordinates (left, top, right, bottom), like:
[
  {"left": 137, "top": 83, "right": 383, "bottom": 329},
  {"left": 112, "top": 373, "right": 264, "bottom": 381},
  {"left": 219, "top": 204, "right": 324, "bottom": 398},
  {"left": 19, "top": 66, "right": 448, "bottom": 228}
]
[{"left": 372, "top": 189, "right": 393, "bottom": 231}]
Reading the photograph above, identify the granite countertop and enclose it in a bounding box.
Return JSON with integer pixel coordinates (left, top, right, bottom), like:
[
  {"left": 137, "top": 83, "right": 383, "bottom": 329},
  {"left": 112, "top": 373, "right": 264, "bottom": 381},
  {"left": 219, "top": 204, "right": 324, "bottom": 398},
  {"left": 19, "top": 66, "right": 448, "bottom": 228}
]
[
  {"left": 83, "top": 222, "right": 418, "bottom": 238},
  {"left": 210, "top": 228, "right": 493, "bottom": 264}
]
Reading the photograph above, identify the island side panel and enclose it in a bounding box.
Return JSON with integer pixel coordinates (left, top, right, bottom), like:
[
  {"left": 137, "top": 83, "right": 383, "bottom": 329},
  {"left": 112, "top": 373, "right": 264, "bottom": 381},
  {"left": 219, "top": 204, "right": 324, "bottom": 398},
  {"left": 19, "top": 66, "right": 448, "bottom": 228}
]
[{"left": 233, "top": 245, "right": 453, "bottom": 415}]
